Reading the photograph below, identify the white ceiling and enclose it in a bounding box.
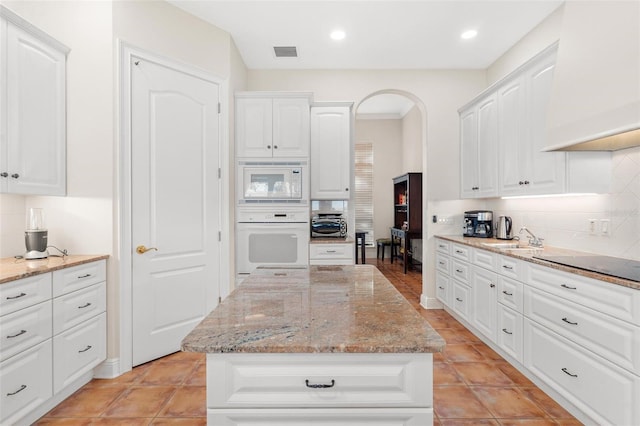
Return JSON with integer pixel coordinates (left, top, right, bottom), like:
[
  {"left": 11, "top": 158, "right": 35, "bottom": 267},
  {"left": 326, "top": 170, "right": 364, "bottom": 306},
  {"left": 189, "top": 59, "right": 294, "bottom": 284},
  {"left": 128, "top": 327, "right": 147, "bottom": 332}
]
[{"left": 167, "top": 0, "right": 563, "bottom": 70}]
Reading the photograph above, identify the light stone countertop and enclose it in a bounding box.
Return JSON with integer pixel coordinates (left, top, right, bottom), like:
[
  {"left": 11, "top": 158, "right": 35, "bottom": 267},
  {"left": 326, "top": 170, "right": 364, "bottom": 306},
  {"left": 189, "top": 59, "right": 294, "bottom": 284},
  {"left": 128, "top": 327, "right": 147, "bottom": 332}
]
[
  {"left": 181, "top": 264, "right": 445, "bottom": 354},
  {"left": 309, "top": 237, "right": 354, "bottom": 244},
  {"left": 0, "top": 255, "right": 109, "bottom": 284},
  {"left": 436, "top": 235, "right": 639, "bottom": 291}
]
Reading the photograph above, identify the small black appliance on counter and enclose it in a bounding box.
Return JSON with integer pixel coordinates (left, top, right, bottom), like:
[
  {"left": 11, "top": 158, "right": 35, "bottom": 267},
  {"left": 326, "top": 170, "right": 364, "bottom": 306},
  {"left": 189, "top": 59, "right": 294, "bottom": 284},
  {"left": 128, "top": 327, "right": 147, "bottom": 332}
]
[
  {"left": 311, "top": 213, "right": 347, "bottom": 238},
  {"left": 463, "top": 210, "right": 493, "bottom": 238}
]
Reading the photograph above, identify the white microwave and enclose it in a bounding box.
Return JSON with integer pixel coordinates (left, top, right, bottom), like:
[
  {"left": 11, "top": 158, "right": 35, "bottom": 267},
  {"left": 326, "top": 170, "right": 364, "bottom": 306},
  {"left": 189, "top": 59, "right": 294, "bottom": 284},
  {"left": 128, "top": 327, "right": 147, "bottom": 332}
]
[{"left": 238, "top": 161, "right": 307, "bottom": 204}]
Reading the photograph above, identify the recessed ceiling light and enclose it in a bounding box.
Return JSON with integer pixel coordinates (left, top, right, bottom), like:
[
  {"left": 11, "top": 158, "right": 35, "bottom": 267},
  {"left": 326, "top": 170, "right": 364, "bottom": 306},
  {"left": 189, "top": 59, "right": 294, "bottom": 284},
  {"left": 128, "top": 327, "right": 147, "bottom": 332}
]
[
  {"left": 461, "top": 29, "right": 478, "bottom": 40},
  {"left": 330, "top": 30, "right": 346, "bottom": 41}
]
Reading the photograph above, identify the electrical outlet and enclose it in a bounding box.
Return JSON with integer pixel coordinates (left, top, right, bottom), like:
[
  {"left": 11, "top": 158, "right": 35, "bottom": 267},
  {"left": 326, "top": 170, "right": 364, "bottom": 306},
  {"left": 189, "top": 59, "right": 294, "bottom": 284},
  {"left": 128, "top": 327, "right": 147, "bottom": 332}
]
[
  {"left": 600, "top": 219, "right": 610, "bottom": 236},
  {"left": 588, "top": 219, "right": 598, "bottom": 235}
]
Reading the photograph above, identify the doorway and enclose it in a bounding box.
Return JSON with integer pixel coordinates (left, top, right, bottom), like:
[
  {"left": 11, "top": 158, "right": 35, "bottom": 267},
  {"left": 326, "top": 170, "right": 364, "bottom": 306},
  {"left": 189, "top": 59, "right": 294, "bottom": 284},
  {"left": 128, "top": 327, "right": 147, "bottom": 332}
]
[{"left": 119, "top": 45, "right": 224, "bottom": 370}]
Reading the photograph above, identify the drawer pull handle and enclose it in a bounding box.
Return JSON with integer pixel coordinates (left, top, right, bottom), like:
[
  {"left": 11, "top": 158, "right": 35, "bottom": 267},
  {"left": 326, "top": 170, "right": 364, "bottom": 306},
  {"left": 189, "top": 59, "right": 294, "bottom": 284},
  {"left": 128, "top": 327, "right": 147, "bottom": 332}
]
[
  {"left": 326, "top": 250, "right": 337, "bottom": 253},
  {"left": 561, "top": 284, "right": 577, "bottom": 290},
  {"left": 6, "top": 292, "right": 27, "bottom": 300},
  {"left": 456, "top": 297, "right": 463, "bottom": 302},
  {"left": 502, "top": 328, "right": 513, "bottom": 335},
  {"left": 7, "top": 384, "right": 27, "bottom": 396},
  {"left": 502, "top": 290, "right": 513, "bottom": 296},
  {"left": 562, "top": 317, "right": 578, "bottom": 326},
  {"left": 305, "top": 379, "right": 335, "bottom": 389},
  {"left": 7, "top": 329, "right": 27, "bottom": 339},
  {"left": 502, "top": 265, "right": 513, "bottom": 270},
  {"left": 78, "top": 302, "right": 92, "bottom": 309},
  {"left": 79, "top": 345, "right": 93, "bottom": 353},
  {"left": 561, "top": 367, "right": 578, "bottom": 378},
  {"left": 77, "top": 274, "right": 92, "bottom": 279},
  {"left": 455, "top": 269, "right": 463, "bottom": 273},
  {"left": 439, "top": 261, "right": 445, "bottom": 265},
  {"left": 455, "top": 250, "right": 463, "bottom": 254},
  {"left": 438, "top": 286, "right": 445, "bottom": 290}
]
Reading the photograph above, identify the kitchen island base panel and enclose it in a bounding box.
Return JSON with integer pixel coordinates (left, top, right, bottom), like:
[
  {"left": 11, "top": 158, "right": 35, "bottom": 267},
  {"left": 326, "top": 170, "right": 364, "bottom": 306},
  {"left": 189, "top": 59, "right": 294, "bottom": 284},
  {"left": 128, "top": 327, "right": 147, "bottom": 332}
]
[
  {"left": 207, "top": 353, "right": 433, "bottom": 408},
  {"left": 208, "top": 408, "right": 433, "bottom": 425}
]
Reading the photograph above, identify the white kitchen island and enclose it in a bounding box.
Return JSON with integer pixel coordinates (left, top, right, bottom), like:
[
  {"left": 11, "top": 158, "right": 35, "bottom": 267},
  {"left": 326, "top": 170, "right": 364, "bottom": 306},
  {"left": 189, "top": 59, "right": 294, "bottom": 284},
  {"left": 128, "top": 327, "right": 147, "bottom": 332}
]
[{"left": 181, "top": 265, "right": 445, "bottom": 425}]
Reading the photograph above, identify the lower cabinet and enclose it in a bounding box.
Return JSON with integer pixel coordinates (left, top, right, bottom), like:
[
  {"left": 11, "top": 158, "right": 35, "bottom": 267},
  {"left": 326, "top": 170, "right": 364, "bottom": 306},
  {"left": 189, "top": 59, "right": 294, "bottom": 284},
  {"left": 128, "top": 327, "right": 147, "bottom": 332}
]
[
  {"left": 309, "top": 242, "right": 354, "bottom": 265},
  {"left": 496, "top": 304, "right": 523, "bottom": 363},
  {"left": 207, "top": 353, "right": 434, "bottom": 423},
  {"left": 451, "top": 280, "right": 471, "bottom": 322}
]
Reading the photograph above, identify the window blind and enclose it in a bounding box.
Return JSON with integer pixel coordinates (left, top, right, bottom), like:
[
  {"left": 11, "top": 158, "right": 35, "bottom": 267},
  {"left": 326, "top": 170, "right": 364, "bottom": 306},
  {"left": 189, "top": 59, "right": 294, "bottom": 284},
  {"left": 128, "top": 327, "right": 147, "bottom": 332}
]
[{"left": 355, "top": 143, "right": 374, "bottom": 246}]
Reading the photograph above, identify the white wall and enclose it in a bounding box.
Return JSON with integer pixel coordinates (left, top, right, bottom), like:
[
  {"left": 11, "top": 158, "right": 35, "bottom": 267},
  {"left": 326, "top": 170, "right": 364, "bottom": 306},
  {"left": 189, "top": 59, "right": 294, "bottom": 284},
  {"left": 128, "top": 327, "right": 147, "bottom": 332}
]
[{"left": 401, "top": 106, "right": 423, "bottom": 173}]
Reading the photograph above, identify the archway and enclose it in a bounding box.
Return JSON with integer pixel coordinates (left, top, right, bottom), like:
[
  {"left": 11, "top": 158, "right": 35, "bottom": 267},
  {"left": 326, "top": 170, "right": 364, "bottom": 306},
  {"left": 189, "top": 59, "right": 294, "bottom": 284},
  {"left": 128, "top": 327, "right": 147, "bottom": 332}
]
[{"left": 354, "top": 90, "right": 428, "bottom": 304}]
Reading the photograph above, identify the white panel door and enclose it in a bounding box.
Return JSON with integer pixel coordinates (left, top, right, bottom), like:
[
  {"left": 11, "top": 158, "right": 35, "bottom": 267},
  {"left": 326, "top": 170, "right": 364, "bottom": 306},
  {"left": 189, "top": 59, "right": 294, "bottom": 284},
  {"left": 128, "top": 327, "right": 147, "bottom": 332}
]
[{"left": 131, "top": 57, "right": 220, "bottom": 366}]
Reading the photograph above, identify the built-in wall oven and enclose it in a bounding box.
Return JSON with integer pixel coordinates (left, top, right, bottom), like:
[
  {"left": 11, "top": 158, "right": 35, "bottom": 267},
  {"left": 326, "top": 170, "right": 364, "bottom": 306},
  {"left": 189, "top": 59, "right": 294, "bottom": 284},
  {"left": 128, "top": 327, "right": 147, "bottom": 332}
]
[{"left": 236, "top": 208, "right": 309, "bottom": 275}]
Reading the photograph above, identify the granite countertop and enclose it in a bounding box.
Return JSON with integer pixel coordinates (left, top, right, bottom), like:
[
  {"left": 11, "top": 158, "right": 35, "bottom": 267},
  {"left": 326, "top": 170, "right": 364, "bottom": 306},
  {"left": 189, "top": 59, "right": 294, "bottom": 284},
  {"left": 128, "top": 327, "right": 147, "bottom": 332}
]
[
  {"left": 0, "top": 255, "right": 109, "bottom": 284},
  {"left": 436, "top": 235, "right": 639, "bottom": 290},
  {"left": 181, "top": 265, "right": 445, "bottom": 354}
]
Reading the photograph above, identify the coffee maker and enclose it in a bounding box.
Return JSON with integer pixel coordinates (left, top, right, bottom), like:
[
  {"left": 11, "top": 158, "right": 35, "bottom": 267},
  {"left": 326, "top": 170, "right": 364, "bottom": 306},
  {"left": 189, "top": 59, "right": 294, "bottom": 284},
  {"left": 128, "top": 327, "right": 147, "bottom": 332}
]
[
  {"left": 25, "top": 208, "right": 49, "bottom": 260},
  {"left": 463, "top": 210, "right": 493, "bottom": 238}
]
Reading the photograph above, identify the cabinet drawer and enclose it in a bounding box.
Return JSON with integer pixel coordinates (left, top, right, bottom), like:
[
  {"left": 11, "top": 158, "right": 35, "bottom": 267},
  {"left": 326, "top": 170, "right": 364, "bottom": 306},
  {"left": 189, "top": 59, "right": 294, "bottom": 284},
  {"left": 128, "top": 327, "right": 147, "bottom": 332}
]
[
  {"left": 53, "top": 313, "right": 106, "bottom": 393},
  {"left": 52, "top": 260, "right": 106, "bottom": 297},
  {"left": 435, "top": 239, "right": 450, "bottom": 254},
  {"left": 208, "top": 408, "right": 433, "bottom": 425},
  {"left": 309, "top": 244, "right": 354, "bottom": 264},
  {"left": 0, "top": 300, "right": 52, "bottom": 362},
  {"left": 53, "top": 282, "right": 106, "bottom": 335},
  {"left": 452, "top": 280, "right": 471, "bottom": 322},
  {"left": 435, "top": 271, "right": 450, "bottom": 306},
  {"left": 451, "top": 244, "right": 470, "bottom": 261},
  {"left": 497, "top": 276, "right": 523, "bottom": 313},
  {"left": 524, "top": 320, "right": 640, "bottom": 426},
  {"left": 435, "top": 253, "right": 450, "bottom": 274},
  {"left": 472, "top": 248, "right": 497, "bottom": 271},
  {"left": 524, "top": 286, "right": 640, "bottom": 375},
  {"left": 0, "top": 340, "right": 53, "bottom": 426},
  {"left": 0, "top": 273, "right": 51, "bottom": 316},
  {"left": 497, "top": 304, "right": 523, "bottom": 363},
  {"left": 207, "top": 353, "right": 432, "bottom": 408},
  {"left": 498, "top": 255, "right": 523, "bottom": 280},
  {"left": 451, "top": 260, "right": 470, "bottom": 284},
  {"left": 526, "top": 262, "right": 639, "bottom": 325}
]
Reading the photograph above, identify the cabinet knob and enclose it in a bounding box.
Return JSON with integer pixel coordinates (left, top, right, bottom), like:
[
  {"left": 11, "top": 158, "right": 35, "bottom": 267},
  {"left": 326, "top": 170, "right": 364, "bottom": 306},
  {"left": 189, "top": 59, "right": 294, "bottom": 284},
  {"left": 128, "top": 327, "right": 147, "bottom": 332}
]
[
  {"left": 518, "top": 181, "right": 524, "bottom": 185},
  {"left": 345, "top": 188, "right": 349, "bottom": 191},
  {"left": 0, "top": 172, "right": 7, "bottom": 178},
  {"left": 273, "top": 145, "right": 278, "bottom": 149},
  {"left": 266, "top": 145, "right": 271, "bottom": 149},
  {"left": 11, "top": 173, "right": 19, "bottom": 179},
  {"left": 524, "top": 180, "right": 530, "bottom": 185}
]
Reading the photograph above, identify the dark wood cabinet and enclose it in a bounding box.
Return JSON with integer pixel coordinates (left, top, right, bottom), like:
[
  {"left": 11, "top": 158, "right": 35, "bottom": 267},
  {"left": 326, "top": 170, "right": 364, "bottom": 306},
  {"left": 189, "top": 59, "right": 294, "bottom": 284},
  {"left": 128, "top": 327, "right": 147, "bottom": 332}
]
[{"left": 393, "top": 173, "right": 422, "bottom": 232}]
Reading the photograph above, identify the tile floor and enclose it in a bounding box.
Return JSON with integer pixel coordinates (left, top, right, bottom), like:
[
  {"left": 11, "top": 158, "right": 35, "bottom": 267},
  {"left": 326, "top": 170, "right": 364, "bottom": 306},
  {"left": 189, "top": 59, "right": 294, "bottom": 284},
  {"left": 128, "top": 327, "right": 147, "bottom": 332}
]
[{"left": 35, "top": 258, "right": 582, "bottom": 425}]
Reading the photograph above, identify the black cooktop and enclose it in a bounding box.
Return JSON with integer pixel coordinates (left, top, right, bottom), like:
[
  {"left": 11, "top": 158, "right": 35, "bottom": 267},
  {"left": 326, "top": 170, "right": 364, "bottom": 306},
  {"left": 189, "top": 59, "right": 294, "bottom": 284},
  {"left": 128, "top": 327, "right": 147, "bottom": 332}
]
[{"left": 533, "top": 254, "right": 640, "bottom": 283}]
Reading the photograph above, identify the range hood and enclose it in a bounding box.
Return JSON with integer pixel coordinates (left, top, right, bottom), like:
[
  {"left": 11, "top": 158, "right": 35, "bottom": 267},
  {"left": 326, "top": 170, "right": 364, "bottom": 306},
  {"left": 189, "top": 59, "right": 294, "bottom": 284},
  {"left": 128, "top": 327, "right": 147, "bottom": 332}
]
[{"left": 545, "top": 1, "right": 640, "bottom": 151}]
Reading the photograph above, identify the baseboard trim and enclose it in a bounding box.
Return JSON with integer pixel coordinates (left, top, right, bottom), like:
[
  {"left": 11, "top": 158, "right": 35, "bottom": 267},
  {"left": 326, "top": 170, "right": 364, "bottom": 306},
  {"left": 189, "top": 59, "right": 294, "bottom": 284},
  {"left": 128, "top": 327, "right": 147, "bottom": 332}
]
[
  {"left": 420, "top": 294, "right": 444, "bottom": 309},
  {"left": 93, "top": 357, "right": 121, "bottom": 379}
]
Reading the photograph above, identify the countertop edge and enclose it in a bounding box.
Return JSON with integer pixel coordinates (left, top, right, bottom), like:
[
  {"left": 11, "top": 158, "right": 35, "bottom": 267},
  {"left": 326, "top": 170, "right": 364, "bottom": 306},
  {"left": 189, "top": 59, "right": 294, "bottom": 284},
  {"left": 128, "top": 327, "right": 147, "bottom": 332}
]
[
  {"left": 0, "top": 254, "right": 110, "bottom": 284},
  {"left": 435, "top": 235, "right": 639, "bottom": 290}
]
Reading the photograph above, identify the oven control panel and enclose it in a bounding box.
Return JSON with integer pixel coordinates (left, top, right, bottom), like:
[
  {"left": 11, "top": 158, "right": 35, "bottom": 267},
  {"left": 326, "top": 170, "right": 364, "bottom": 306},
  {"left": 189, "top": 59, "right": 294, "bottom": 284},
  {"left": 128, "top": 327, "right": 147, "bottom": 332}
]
[{"left": 236, "top": 208, "right": 310, "bottom": 223}]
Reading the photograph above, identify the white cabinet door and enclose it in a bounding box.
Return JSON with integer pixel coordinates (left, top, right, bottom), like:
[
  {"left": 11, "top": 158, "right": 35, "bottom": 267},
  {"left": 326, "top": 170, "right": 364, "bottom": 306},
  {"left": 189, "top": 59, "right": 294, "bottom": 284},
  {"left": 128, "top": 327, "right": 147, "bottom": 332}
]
[
  {"left": 435, "top": 271, "right": 450, "bottom": 306},
  {"left": 273, "top": 98, "right": 310, "bottom": 158},
  {"left": 497, "top": 76, "right": 526, "bottom": 195},
  {"left": 310, "top": 105, "right": 351, "bottom": 199},
  {"left": 460, "top": 94, "right": 498, "bottom": 198},
  {"left": 236, "top": 97, "right": 273, "bottom": 158},
  {"left": 452, "top": 280, "right": 471, "bottom": 322},
  {"left": 5, "top": 22, "right": 66, "bottom": 195},
  {"left": 497, "top": 304, "right": 523, "bottom": 363},
  {"left": 471, "top": 266, "right": 498, "bottom": 341},
  {"left": 236, "top": 95, "right": 310, "bottom": 159}
]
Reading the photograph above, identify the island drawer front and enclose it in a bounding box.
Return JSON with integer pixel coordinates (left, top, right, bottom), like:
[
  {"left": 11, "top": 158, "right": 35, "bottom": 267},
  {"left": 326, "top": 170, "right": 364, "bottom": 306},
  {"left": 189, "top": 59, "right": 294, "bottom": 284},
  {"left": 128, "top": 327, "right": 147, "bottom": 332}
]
[
  {"left": 472, "top": 248, "right": 497, "bottom": 272},
  {"left": 52, "top": 260, "right": 106, "bottom": 298},
  {"left": 435, "top": 253, "right": 450, "bottom": 274},
  {"left": 498, "top": 255, "right": 523, "bottom": 280},
  {"left": 526, "top": 262, "right": 639, "bottom": 325},
  {"left": 52, "top": 282, "right": 106, "bottom": 335},
  {"left": 208, "top": 408, "right": 433, "bottom": 425},
  {"left": 524, "top": 320, "right": 640, "bottom": 426},
  {"left": 435, "top": 239, "right": 450, "bottom": 254},
  {"left": 451, "top": 244, "right": 470, "bottom": 262},
  {"left": 451, "top": 260, "right": 470, "bottom": 284},
  {"left": 207, "top": 353, "right": 432, "bottom": 408},
  {"left": 0, "top": 274, "right": 52, "bottom": 317},
  {"left": 497, "top": 276, "right": 523, "bottom": 313},
  {"left": 524, "top": 286, "right": 640, "bottom": 375}
]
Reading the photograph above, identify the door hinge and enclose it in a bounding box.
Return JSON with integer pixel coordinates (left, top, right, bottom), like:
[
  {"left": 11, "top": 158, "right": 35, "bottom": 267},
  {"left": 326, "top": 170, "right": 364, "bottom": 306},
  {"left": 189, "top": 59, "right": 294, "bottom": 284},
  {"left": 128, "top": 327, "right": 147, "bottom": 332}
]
[
  {"left": 218, "top": 167, "right": 221, "bottom": 179},
  {"left": 218, "top": 296, "right": 222, "bottom": 303},
  {"left": 218, "top": 102, "right": 221, "bottom": 114},
  {"left": 218, "top": 231, "right": 221, "bottom": 241}
]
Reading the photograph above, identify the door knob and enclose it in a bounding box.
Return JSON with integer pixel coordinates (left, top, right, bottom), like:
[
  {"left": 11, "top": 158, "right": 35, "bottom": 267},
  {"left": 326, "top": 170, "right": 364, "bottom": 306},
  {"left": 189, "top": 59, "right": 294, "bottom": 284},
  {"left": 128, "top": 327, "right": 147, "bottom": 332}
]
[{"left": 136, "top": 245, "right": 158, "bottom": 254}]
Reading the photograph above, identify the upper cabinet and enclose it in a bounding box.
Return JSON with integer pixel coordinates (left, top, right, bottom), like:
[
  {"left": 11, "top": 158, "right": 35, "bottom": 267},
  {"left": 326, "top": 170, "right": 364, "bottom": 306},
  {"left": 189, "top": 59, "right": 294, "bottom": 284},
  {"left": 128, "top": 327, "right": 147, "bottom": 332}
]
[
  {"left": 498, "top": 46, "right": 566, "bottom": 197},
  {"left": 460, "top": 93, "right": 498, "bottom": 198},
  {"left": 460, "top": 43, "right": 611, "bottom": 199},
  {"left": 310, "top": 103, "right": 352, "bottom": 200},
  {"left": 0, "top": 7, "right": 69, "bottom": 196},
  {"left": 235, "top": 92, "right": 312, "bottom": 159}
]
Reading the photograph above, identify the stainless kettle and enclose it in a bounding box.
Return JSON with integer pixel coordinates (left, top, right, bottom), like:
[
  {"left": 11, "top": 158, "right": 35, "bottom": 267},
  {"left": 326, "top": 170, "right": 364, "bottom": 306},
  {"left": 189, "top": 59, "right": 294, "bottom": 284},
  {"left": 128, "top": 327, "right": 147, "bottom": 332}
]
[{"left": 496, "top": 216, "right": 513, "bottom": 240}]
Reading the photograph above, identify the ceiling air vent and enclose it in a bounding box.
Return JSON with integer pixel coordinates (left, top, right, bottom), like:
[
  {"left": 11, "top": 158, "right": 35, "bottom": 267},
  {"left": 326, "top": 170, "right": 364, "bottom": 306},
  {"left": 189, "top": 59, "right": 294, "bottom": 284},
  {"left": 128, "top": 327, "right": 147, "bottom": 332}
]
[{"left": 274, "top": 46, "right": 298, "bottom": 58}]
